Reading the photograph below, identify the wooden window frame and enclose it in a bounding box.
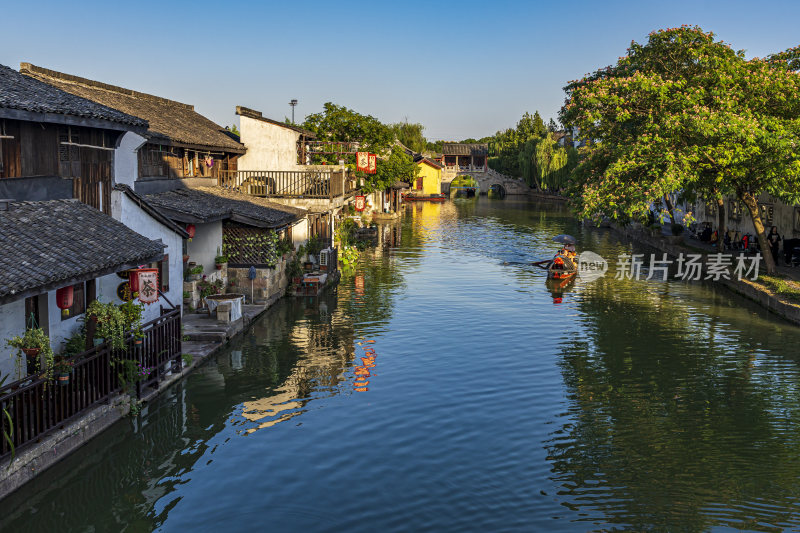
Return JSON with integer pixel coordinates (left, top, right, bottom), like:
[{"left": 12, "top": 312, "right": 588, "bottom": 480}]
[{"left": 61, "top": 282, "right": 86, "bottom": 321}]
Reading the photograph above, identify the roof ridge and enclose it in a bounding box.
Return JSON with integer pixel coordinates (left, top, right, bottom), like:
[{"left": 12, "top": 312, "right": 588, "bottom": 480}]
[{"left": 20, "top": 63, "right": 195, "bottom": 111}]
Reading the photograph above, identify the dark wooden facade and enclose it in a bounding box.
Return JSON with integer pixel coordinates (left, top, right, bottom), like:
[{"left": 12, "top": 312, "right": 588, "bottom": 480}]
[
  {"left": 0, "top": 118, "right": 120, "bottom": 213},
  {"left": 138, "top": 143, "right": 238, "bottom": 180}
]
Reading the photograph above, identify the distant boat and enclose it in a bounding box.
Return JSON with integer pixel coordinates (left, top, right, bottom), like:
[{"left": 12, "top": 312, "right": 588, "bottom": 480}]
[{"left": 403, "top": 193, "right": 446, "bottom": 202}]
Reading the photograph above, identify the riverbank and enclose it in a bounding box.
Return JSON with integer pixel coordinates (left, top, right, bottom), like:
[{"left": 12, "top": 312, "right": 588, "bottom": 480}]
[
  {"left": 612, "top": 223, "right": 800, "bottom": 326},
  {"left": 0, "top": 279, "right": 306, "bottom": 501}
]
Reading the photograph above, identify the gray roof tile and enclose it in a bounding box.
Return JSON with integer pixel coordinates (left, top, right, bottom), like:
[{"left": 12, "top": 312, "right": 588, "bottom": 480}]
[
  {"left": 0, "top": 199, "right": 165, "bottom": 303},
  {"left": 144, "top": 186, "right": 305, "bottom": 228},
  {"left": 0, "top": 64, "right": 147, "bottom": 128}
]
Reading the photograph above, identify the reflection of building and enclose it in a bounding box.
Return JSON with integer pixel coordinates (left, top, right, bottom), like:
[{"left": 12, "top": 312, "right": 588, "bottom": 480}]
[{"left": 238, "top": 297, "right": 356, "bottom": 434}]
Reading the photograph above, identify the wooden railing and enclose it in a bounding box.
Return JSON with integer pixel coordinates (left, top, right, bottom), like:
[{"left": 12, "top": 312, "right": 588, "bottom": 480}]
[
  {"left": 0, "top": 307, "right": 181, "bottom": 459},
  {"left": 218, "top": 170, "right": 357, "bottom": 199}
]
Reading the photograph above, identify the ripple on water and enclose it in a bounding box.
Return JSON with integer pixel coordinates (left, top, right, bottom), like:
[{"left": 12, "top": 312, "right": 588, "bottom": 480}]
[{"left": 5, "top": 199, "right": 800, "bottom": 533}]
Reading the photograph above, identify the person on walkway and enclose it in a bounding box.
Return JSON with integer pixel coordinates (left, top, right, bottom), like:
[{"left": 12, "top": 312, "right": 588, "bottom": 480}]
[{"left": 768, "top": 226, "right": 782, "bottom": 265}]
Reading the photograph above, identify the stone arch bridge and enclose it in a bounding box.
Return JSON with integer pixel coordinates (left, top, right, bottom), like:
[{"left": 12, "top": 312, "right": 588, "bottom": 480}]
[{"left": 441, "top": 167, "right": 530, "bottom": 196}]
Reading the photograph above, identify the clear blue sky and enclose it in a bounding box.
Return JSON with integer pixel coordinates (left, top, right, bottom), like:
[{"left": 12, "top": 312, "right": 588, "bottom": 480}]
[{"left": 2, "top": 0, "right": 799, "bottom": 140}]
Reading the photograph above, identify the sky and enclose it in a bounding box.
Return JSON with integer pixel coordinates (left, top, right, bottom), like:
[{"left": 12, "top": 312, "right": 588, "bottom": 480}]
[{"left": 2, "top": 0, "right": 799, "bottom": 141}]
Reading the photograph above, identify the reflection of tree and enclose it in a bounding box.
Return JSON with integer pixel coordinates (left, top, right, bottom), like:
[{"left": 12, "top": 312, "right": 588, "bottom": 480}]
[{"left": 547, "top": 278, "right": 800, "bottom": 530}]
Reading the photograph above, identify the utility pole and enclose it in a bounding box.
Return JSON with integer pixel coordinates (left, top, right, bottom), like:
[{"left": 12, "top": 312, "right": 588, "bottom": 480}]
[{"left": 289, "top": 99, "right": 298, "bottom": 124}]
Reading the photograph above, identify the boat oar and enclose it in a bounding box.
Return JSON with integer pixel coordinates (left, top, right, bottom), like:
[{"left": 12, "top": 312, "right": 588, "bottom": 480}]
[{"left": 532, "top": 260, "right": 552, "bottom": 269}]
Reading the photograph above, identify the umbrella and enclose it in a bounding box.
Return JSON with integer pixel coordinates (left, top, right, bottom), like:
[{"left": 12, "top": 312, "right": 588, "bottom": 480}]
[{"left": 553, "top": 234, "right": 576, "bottom": 244}]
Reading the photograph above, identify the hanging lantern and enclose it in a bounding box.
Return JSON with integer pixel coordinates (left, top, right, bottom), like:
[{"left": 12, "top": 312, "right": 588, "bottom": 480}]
[
  {"left": 135, "top": 268, "right": 160, "bottom": 305},
  {"left": 128, "top": 269, "right": 140, "bottom": 295},
  {"left": 56, "top": 285, "right": 74, "bottom": 317},
  {"left": 186, "top": 224, "right": 196, "bottom": 242}
]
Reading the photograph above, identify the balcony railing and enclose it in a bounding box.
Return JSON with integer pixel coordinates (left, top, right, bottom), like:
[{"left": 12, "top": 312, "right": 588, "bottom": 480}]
[
  {"left": 218, "top": 170, "right": 358, "bottom": 199},
  {"left": 0, "top": 307, "right": 182, "bottom": 460}
]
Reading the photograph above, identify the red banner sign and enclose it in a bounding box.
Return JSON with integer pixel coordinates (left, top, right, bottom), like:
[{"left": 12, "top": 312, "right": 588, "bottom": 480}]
[
  {"left": 367, "top": 154, "right": 377, "bottom": 174},
  {"left": 356, "top": 152, "right": 369, "bottom": 172},
  {"left": 355, "top": 195, "right": 366, "bottom": 212},
  {"left": 135, "top": 268, "right": 160, "bottom": 304}
]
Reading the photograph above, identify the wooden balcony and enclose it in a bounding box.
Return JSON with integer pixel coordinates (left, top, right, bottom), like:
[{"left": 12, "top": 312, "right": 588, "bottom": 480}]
[
  {"left": 217, "top": 170, "right": 358, "bottom": 199},
  {"left": 0, "top": 307, "right": 182, "bottom": 460}
]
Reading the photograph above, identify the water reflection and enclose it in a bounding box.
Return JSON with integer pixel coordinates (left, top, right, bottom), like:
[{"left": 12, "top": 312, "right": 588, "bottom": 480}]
[
  {"left": 547, "top": 277, "right": 800, "bottom": 530},
  {"left": 6, "top": 198, "right": 800, "bottom": 532}
]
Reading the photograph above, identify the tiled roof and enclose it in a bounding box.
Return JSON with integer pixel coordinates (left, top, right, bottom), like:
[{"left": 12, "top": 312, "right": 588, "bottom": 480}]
[
  {"left": 21, "top": 63, "right": 245, "bottom": 154},
  {"left": 0, "top": 64, "right": 146, "bottom": 128},
  {"left": 114, "top": 184, "right": 190, "bottom": 239},
  {"left": 144, "top": 186, "right": 306, "bottom": 228},
  {"left": 441, "top": 143, "right": 489, "bottom": 156},
  {"left": 413, "top": 154, "right": 443, "bottom": 169},
  {"left": 0, "top": 199, "right": 165, "bottom": 304}
]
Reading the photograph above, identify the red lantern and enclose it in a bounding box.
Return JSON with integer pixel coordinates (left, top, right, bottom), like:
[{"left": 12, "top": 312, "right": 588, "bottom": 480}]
[
  {"left": 186, "top": 224, "right": 196, "bottom": 240},
  {"left": 128, "top": 270, "right": 139, "bottom": 294},
  {"left": 56, "top": 285, "right": 74, "bottom": 317}
]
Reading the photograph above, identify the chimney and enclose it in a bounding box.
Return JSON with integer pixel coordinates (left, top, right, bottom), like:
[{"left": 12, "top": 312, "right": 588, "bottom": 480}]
[{"left": 0, "top": 199, "right": 14, "bottom": 211}]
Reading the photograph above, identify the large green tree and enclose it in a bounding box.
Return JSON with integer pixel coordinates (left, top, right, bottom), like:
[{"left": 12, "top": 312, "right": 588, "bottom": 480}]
[
  {"left": 561, "top": 26, "right": 800, "bottom": 273},
  {"left": 303, "top": 102, "right": 394, "bottom": 154},
  {"left": 366, "top": 146, "right": 418, "bottom": 194},
  {"left": 302, "top": 102, "right": 411, "bottom": 191}
]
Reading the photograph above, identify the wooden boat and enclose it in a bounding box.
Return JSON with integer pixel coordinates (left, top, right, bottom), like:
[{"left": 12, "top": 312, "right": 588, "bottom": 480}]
[
  {"left": 403, "top": 193, "right": 446, "bottom": 202},
  {"left": 546, "top": 252, "right": 577, "bottom": 280}
]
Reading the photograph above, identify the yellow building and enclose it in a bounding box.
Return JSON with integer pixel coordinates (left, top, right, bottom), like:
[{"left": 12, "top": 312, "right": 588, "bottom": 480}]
[{"left": 413, "top": 157, "right": 443, "bottom": 195}]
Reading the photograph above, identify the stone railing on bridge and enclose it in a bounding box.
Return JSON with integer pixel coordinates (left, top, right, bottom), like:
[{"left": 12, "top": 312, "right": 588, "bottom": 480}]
[{"left": 441, "top": 166, "right": 530, "bottom": 195}]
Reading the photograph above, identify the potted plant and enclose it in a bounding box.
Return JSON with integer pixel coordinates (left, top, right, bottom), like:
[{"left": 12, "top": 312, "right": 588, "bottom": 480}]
[
  {"left": 120, "top": 299, "right": 145, "bottom": 344},
  {"left": 87, "top": 300, "right": 127, "bottom": 350},
  {"left": 54, "top": 358, "right": 74, "bottom": 385},
  {"left": 214, "top": 249, "right": 228, "bottom": 270},
  {"left": 6, "top": 327, "right": 55, "bottom": 377},
  {"left": 189, "top": 265, "right": 204, "bottom": 281}
]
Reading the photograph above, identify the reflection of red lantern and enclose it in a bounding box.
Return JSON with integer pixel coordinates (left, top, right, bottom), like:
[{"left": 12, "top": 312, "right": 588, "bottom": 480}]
[
  {"left": 186, "top": 224, "right": 196, "bottom": 240},
  {"left": 56, "top": 285, "right": 74, "bottom": 317}
]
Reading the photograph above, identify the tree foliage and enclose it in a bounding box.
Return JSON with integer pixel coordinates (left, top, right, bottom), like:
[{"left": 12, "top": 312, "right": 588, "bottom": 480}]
[
  {"left": 560, "top": 26, "right": 800, "bottom": 272},
  {"left": 390, "top": 121, "right": 427, "bottom": 153},
  {"left": 366, "top": 146, "right": 418, "bottom": 194},
  {"left": 303, "top": 102, "right": 394, "bottom": 153},
  {"left": 302, "top": 103, "right": 415, "bottom": 192},
  {"left": 486, "top": 111, "right": 575, "bottom": 189}
]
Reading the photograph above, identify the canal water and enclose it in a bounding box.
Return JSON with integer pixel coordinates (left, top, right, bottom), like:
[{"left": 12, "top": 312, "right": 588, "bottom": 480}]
[{"left": 6, "top": 198, "right": 800, "bottom": 532}]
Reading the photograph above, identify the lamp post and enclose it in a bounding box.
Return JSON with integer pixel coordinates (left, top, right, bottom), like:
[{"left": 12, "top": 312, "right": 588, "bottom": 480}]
[{"left": 289, "top": 99, "right": 298, "bottom": 124}]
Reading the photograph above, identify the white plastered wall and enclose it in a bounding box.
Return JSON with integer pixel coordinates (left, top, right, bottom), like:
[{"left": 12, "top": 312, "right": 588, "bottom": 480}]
[{"left": 238, "top": 115, "right": 301, "bottom": 173}]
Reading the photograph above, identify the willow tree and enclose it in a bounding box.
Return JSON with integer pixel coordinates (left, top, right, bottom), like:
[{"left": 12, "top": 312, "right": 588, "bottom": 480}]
[{"left": 561, "top": 26, "right": 800, "bottom": 273}]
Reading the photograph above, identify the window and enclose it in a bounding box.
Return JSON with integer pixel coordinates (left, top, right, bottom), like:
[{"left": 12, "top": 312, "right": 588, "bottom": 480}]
[
  {"left": 24, "top": 294, "right": 41, "bottom": 329},
  {"left": 157, "top": 255, "right": 169, "bottom": 292},
  {"left": 61, "top": 282, "right": 86, "bottom": 321},
  {"left": 759, "top": 204, "right": 774, "bottom": 226},
  {"left": 729, "top": 201, "right": 743, "bottom": 222}
]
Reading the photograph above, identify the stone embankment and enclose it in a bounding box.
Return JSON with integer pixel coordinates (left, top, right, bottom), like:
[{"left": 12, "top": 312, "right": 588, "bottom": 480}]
[{"left": 611, "top": 223, "right": 800, "bottom": 326}]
